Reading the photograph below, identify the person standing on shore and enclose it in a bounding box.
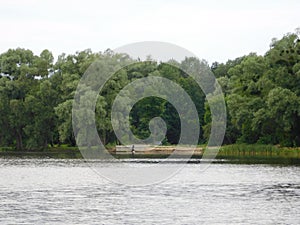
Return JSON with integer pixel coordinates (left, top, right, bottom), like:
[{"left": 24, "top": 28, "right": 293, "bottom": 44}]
[{"left": 131, "top": 145, "right": 135, "bottom": 157}]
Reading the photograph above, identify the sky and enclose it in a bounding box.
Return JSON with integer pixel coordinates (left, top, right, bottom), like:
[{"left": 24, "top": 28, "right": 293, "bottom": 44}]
[{"left": 0, "top": 0, "right": 299, "bottom": 64}]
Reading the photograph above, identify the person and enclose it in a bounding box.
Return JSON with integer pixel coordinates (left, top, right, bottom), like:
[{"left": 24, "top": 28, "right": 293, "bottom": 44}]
[{"left": 131, "top": 144, "right": 135, "bottom": 156}]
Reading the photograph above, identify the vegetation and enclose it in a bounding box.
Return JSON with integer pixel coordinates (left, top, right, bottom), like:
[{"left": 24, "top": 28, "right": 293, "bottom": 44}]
[
  {"left": 0, "top": 30, "right": 299, "bottom": 151},
  {"left": 217, "top": 144, "right": 300, "bottom": 164},
  {"left": 212, "top": 30, "right": 300, "bottom": 147}
]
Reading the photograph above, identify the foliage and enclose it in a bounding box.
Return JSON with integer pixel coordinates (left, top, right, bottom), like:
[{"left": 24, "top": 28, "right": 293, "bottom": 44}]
[
  {"left": 211, "top": 30, "right": 300, "bottom": 146},
  {"left": 0, "top": 30, "right": 300, "bottom": 150}
]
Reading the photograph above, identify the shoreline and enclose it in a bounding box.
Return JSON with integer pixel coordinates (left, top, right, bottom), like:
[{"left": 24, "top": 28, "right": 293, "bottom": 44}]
[{"left": 0, "top": 144, "right": 300, "bottom": 164}]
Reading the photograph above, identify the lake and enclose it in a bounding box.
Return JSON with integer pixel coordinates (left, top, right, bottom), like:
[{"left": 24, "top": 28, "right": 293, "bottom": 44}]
[{"left": 0, "top": 158, "right": 299, "bottom": 224}]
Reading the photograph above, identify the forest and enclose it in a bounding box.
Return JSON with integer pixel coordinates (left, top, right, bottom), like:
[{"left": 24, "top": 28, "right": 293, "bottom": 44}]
[{"left": 0, "top": 31, "right": 299, "bottom": 151}]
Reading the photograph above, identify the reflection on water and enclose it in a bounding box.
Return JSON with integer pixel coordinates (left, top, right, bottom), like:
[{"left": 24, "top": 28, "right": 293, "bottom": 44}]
[{"left": 0, "top": 159, "right": 299, "bottom": 224}]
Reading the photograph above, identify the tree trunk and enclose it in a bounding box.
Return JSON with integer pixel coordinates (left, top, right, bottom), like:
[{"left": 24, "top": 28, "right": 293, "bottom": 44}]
[
  {"left": 44, "top": 139, "right": 48, "bottom": 148},
  {"left": 16, "top": 129, "right": 23, "bottom": 151}
]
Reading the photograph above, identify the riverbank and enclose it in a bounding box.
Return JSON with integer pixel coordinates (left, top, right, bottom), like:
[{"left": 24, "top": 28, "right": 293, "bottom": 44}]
[
  {"left": 1, "top": 144, "right": 300, "bottom": 164},
  {"left": 0, "top": 147, "right": 83, "bottom": 159},
  {"left": 216, "top": 144, "right": 300, "bottom": 164}
]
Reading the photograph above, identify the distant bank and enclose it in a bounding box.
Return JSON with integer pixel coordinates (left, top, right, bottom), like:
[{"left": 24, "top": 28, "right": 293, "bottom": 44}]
[{"left": 0, "top": 144, "right": 300, "bottom": 164}]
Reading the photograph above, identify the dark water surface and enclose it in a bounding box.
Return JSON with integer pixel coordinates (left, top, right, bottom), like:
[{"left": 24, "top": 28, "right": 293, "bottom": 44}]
[{"left": 0, "top": 159, "right": 299, "bottom": 224}]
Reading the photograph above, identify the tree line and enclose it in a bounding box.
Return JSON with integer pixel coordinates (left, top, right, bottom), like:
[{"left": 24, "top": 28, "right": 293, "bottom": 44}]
[{"left": 0, "top": 30, "right": 299, "bottom": 150}]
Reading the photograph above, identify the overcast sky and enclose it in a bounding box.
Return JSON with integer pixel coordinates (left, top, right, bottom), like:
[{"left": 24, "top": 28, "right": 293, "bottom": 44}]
[{"left": 0, "top": 0, "right": 299, "bottom": 64}]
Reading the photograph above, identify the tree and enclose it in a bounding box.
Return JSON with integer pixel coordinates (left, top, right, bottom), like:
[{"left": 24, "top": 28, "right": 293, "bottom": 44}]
[{"left": 55, "top": 99, "right": 75, "bottom": 145}]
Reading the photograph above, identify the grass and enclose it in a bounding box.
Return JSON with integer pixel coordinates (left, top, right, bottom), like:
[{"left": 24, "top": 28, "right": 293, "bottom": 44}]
[
  {"left": 216, "top": 144, "right": 300, "bottom": 164},
  {"left": 0, "top": 146, "right": 82, "bottom": 159},
  {"left": 218, "top": 144, "right": 300, "bottom": 157}
]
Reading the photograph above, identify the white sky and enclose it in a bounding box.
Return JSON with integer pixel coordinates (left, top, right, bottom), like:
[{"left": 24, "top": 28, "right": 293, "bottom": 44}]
[{"left": 0, "top": 0, "right": 299, "bottom": 64}]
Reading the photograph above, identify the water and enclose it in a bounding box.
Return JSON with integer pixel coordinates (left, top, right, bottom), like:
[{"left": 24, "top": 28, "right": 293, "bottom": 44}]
[{"left": 0, "top": 159, "right": 299, "bottom": 224}]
